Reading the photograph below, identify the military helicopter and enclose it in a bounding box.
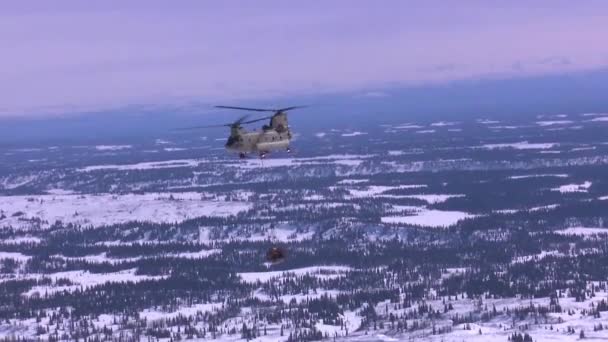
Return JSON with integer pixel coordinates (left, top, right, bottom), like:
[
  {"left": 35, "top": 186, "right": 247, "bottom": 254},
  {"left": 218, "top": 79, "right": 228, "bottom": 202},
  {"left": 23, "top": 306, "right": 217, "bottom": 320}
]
[{"left": 179, "top": 105, "right": 305, "bottom": 159}]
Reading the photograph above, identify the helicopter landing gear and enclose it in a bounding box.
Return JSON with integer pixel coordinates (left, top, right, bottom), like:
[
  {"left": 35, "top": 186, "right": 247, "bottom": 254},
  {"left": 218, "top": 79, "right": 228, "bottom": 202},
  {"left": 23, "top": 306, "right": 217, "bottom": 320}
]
[{"left": 239, "top": 153, "right": 246, "bottom": 159}]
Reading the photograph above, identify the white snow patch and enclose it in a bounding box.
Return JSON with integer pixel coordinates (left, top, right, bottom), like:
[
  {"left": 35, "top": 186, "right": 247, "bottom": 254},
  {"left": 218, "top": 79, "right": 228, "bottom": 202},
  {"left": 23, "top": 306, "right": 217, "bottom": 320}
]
[
  {"left": 477, "top": 119, "right": 500, "bottom": 124},
  {"left": 45, "top": 189, "right": 77, "bottom": 195},
  {"left": 341, "top": 131, "right": 367, "bottom": 137},
  {"left": 489, "top": 125, "right": 519, "bottom": 130},
  {"left": 381, "top": 209, "right": 474, "bottom": 228},
  {"left": 0, "top": 192, "right": 251, "bottom": 229},
  {"left": 555, "top": 227, "right": 608, "bottom": 237},
  {"left": 0, "top": 175, "right": 37, "bottom": 190},
  {"left": 394, "top": 124, "right": 423, "bottom": 130},
  {"left": 553, "top": 181, "right": 592, "bottom": 193},
  {"left": 238, "top": 266, "right": 351, "bottom": 284},
  {"left": 236, "top": 154, "right": 373, "bottom": 169},
  {"left": 0, "top": 252, "right": 31, "bottom": 262},
  {"left": 509, "top": 174, "right": 568, "bottom": 180},
  {"left": 571, "top": 146, "right": 596, "bottom": 152},
  {"left": 25, "top": 269, "right": 166, "bottom": 297},
  {"left": 1, "top": 237, "right": 41, "bottom": 245},
  {"left": 140, "top": 302, "right": 222, "bottom": 322},
  {"left": 79, "top": 159, "right": 201, "bottom": 171},
  {"left": 400, "top": 194, "right": 465, "bottom": 204},
  {"left": 387, "top": 150, "right": 423, "bottom": 156},
  {"left": 512, "top": 250, "right": 564, "bottom": 264},
  {"left": 337, "top": 179, "right": 369, "bottom": 185},
  {"left": 529, "top": 204, "right": 560, "bottom": 212},
  {"left": 431, "top": 121, "right": 458, "bottom": 127},
  {"left": 347, "top": 185, "right": 427, "bottom": 198},
  {"left": 303, "top": 194, "right": 325, "bottom": 201},
  {"left": 94, "top": 145, "right": 132, "bottom": 151},
  {"left": 536, "top": 120, "right": 574, "bottom": 126},
  {"left": 479, "top": 141, "right": 557, "bottom": 150}
]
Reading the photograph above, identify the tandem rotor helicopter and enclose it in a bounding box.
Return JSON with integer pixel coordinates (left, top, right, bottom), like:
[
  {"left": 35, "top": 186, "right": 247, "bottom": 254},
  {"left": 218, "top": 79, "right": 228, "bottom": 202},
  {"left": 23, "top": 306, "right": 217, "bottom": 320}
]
[
  {"left": 178, "top": 105, "right": 306, "bottom": 264},
  {"left": 178, "top": 105, "right": 306, "bottom": 159}
]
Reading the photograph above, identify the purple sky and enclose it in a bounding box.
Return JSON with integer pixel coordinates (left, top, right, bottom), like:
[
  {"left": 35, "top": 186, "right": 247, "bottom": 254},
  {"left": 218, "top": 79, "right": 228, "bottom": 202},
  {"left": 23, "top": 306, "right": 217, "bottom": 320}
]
[{"left": 2, "top": 1, "right": 608, "bottom": 117}]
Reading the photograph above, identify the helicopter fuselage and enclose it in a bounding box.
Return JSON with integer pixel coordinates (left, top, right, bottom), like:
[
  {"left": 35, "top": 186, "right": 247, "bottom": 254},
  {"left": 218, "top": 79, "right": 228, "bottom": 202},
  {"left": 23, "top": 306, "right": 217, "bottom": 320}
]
[{"left": 225, "top": 128, "right": 291, "bottom": 155}]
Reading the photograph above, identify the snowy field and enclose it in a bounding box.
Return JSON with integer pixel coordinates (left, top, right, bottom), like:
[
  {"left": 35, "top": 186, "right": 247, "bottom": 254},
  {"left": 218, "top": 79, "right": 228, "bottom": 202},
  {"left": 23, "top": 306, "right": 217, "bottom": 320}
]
[
  {"left": 0, "top": 192, "right": 251, "bottom": 229},
  {"left": 24, "top": 269, "right": 166, "bottom": 297},
  {"left": 381, "top": 209, "right": 474, "bottom": 228},
  {"left": 238, "top": 266, "right": 352, "bottom": 284},
  {"left": 555, "top": 227, "right": 608, "bottom": 237},
  {"left": 552, "top": 181, "right": 592, "bottom": 193},
  {"left": 478, "top": 141, "right": 558, "bottom": 150}
]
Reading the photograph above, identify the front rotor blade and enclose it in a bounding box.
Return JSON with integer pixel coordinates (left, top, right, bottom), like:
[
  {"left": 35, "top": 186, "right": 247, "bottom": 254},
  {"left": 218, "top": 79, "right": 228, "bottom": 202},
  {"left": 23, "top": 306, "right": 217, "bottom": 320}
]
[
  {"left": 277, "top": 105, "right": 307, "bottom": 112},
  {"left": 216, "top": 105, "right": 274, "bottom": 112},
  {"left": 241, "top": 116, "right": 273, "bottom": 125},
  {"left": 234, "top": 114, "right": 250, "bottom": 125},
  {"left": 173, "top": 123, "right": 230, "bottom": 131}
]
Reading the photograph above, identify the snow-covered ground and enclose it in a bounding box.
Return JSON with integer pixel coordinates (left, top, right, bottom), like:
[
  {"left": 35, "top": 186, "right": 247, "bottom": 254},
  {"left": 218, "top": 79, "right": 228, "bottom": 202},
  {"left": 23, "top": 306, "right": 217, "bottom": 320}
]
[
  {"left": 94, "top": 145, "right": 132, "bottom": 151},
  {"left": 341, "top": 131, "right": 368, "bottom": 137},
  {"left": 233, "top": 154, "right": 373, "bottom": 169},
  {"left": 536, "top": 120, "right": 574, "bottom": 126},
  {"left": 79, "top": 158, "right": 202, "bottom": 171},
  {"left": 509, "top": 174, "right": 568, "bottom": 180},
  {"left": 0, "top": 192, "right": 251, "bottom": 229},
  {"left": 24, "top": 269, "right": 166, "bottom": 297},
  {"left": 337, "top": 178, "right": 369, "bottom": 185},
  {"left": 399, "top": 194, "right": 465, "bottom": 204},
  {"left": 197, "top": 226, "right": 315, "bottom": 243},
  {"left": 0, "top": 236, "right": 41, "bottom": 244},
  {"left": 0, "top": 251, "right": 31, "bottom": 262},
  {"left": 555, "top": 227, "right": 608, "bottom": 237},
  {"left": 381, "top": 209, "right": 474, "bottom": 228},
  {"left": 477, "top": 119, "right": 500, "bottom": 124},
  {"left": 238, "top": 266, "right": 352, "bottom": 284},
  {"left": 139, "top": 302, "right": 223, "bottom": 322},
  {"left": 50, "top": 248, "right": 221, "bottom": 265},
  {"left": 346, "top": 185, "right": 427, "bottom": 198},
  {"left": 0, "top": 175, "right": 38, "bottom": 190},
  {"left": 394, "top": 124, "right": 423, "bottom": 130},
  {"left": 431, "top": 121, "right": 459, "bottom": 127},
  {"left": 478, "top": 141, "right": 557, "bottom": 150},
  {"left": 552, "top": 181, "right": 592, "bottom": 193}
]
